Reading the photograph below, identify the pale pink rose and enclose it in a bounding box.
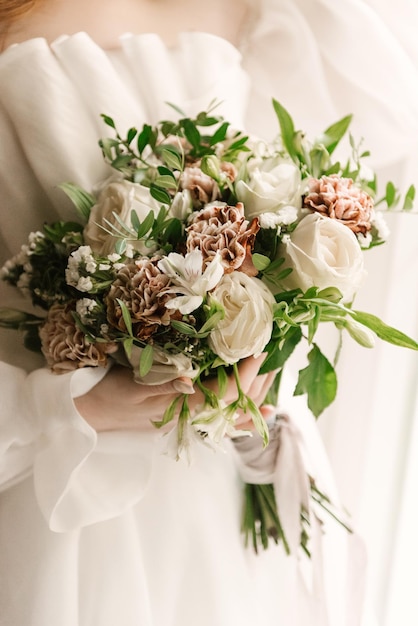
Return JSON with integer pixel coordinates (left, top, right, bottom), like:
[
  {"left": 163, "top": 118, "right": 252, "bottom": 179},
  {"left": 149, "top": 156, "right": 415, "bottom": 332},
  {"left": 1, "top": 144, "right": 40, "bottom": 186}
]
[{"left": 304, "top": 175, "right": 374, "bottom": 235}]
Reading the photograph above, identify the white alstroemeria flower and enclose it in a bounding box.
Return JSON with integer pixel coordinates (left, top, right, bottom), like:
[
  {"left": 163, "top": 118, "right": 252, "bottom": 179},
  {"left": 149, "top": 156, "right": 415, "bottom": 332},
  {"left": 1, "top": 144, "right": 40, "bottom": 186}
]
[
  {"left": 192, "top": 401, "right": 251, "bottom": 444},
  {"left": 158, "top": 249, "right": 224, "bottom": 314},
  {"left": 163, "top": 419, "right": 211, "bottom": 464}
]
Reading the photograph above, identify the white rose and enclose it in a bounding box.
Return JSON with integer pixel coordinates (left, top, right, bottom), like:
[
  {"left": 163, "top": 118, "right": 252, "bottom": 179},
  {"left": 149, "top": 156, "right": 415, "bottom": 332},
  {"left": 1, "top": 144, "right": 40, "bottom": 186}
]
[
  {"left": 84, "top": 178, "right": 160, "bottom": 255},
  {"left": 128, "top": 345, "right": 199, "bottom": 385},
  {"left": 279, "top": 213, "right": 366, "bottom": 303},
  {"left": 235, "top": 157, "right": 302, "bottom": 221},
  {"left": 208, "top": 272, "right": 275, "bottom": 364}
]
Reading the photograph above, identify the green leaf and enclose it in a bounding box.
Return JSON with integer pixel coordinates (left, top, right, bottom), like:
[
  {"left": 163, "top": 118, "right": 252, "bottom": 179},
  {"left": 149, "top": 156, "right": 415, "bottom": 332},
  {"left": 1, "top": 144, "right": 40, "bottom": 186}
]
[
  {"left": 150, "top": 184, "right": 171, "bottom": 205},
  {"left": 252, "top": 253, "right": 271, "bottom": 271},
  {"left": 126, "top": 127, "right": 137, "bottom": 145},
  {"left": 316, "top": 287, "right": 344, "bottom": 304},
  {"left": 182, "top": 119, "right": 201, "bottom": 149},
  {"left": 209, "top": 121, "right": 230, "bottom": 145},
  {"left": 170, "top": 320, "right": 197, "bottom": 336},
  {"left": 157, "top": 166, "right": 176, "bottom": 179},
  {"left": 155, "top": 175, "right": 178, "bottom": 190},
  {"left": 101, "top": 114, "right": 116, "bottom": 129},
  {"left": 294, "top": 345, "right": 337, "bottom": 417},
  {"left": 307, "top": 306, "right": 321, "bottom": 343},
  {"left": 137, "top": 124, "right": 153, "bottom": 154},
  {"left": 259, "top": 326, "right": 302, "bottom": 374},
  {"left": 111, "top": 154, "right": 133, "bottom": 169},
  {"left": 350, "top": 310, "right": 418, "bottom": 350},
  {"left": 139, "top": 344, "right": 154, "bottom": 378},
  {"left": 385, "top": 181, "right": 397, "bottom": 207},
  {"left": 59, "top": 182, "right": 95, "bottom": 221},
  {"left": 272, "top": 99, "right": 299, "bottom": 163},
  {"left": 116, "top": 298, "right": 133, "bottom": 337},
  {"left": 246, "top": 397, "right": 269, "bottom": 446},
  {"left": 321, "top": 114, "right": 353, "bottom": 155},
  {"left": 153, "top": 395, "right": 181, "bottom": 428},
  {"left": 217, "top": 366, "right": 228, "bottom": 399},
  {"left": 135, "top": 210, "right": 155, "bottom": 238},
  {"left": 130, "top": 209, "right": 141, "bottom": 232},
  {"left": 198, "top": 311, "right": 224, "bottom": 335},
  {"left": 123, "top": 336, "right": 134, "bottom": 359},
  {"left": 403, "top": 184, "right": 416, "bottom": 211},
  {"left": 159, "top": 147, "right": 183, "bottom": 171}
]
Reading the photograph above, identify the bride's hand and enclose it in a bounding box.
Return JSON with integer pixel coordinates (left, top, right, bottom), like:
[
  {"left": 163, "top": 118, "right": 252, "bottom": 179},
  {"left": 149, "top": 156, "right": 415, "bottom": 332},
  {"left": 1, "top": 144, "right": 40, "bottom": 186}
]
[{"left": 74, "top": 354, "right": 274, "bottom": 433}]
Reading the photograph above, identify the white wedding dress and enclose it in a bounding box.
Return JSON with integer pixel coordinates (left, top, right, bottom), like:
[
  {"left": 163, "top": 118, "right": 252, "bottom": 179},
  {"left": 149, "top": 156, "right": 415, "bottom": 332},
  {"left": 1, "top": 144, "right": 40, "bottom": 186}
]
[{"left": 1, "top": 2, "right": 417, "bottom": 625}]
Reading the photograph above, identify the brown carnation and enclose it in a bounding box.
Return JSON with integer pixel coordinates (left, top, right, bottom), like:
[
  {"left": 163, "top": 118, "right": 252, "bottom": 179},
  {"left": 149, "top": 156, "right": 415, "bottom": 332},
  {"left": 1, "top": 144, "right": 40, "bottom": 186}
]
[
  {"left": 303, "top": 174, "right": 374, "bottom": 234},
  {"left": 39, "top": 303, "right": 117, "bottom": 373},
  {"left": 180, "top": 166, "right": 221, "bottom": 208},
  {"left": 105, "top": 257, "right": 177, "bottom": 341},
  {"left": 186, "top": 202, "right": 260, "bottom": 276}
]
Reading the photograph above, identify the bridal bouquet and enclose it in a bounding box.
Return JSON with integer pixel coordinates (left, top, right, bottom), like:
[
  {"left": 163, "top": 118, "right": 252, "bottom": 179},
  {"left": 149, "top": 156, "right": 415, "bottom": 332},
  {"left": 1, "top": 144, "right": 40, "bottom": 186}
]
[{"left": 1, "top": 100, "right": 417, "bottom": 552}]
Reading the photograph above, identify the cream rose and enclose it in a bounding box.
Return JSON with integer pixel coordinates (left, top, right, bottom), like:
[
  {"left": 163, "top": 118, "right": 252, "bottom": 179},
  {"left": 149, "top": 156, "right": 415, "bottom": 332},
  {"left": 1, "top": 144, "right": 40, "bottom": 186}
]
[
  {"left": 84, "top": 178, "right": 160, "bottom": 255},
  {"left": 279, "top": 213, "right": 366, "bottom": 302},
  {"left": 208, "top": 272, "right": 275, "bottom": 364},
  {"left": 235, "top": 156, "right": 302, "bottom": 221}
]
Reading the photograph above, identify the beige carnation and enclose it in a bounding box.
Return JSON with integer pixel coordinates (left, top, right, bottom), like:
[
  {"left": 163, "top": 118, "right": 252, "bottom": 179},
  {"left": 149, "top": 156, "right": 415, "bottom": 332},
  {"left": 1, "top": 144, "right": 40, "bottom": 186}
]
[
  {"left": 105, "top": 257, "right": 177, "bottom": 341},
  {"left": 303, "top": 174, "right": 373, "bottom": 234},
  {"left": 180, "top": 166, "right": 221, "bottom": 208},
  {"left": 40, "top": 303, "right": 117, "bottom": 373},
  {"left": 186, "top": 202, "right": 259, "bottom": 275}
]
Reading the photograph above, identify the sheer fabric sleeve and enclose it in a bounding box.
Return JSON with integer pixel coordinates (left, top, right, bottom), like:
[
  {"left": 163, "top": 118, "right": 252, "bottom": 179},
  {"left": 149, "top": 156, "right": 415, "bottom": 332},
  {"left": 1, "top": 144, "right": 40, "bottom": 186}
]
[{"left": 0, "top": 358, "right": 157, "bottom": 532}]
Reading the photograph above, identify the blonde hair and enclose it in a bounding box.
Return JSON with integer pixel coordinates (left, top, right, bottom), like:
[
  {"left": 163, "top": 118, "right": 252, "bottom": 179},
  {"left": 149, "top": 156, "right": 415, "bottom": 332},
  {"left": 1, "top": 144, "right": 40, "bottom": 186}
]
[
  {"left": 0, "top": 0, "right": 44, "bottom": 49},
  {"left": 0, "top": 0, "right": 42, "bottom": 24}
]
